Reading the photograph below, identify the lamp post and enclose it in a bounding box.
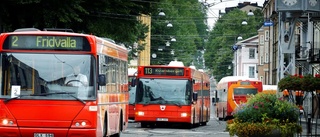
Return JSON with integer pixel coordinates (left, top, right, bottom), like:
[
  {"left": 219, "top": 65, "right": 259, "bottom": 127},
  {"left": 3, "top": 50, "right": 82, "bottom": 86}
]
[
  {"left": 150, "top": 9, "right": 177, "bottom": 65},
  {"left": 233, "top": 35, "right": 243, "bottom": 76}
]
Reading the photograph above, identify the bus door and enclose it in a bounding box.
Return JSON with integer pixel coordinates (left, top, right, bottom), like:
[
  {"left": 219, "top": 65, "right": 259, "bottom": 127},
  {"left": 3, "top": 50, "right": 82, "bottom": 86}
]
[{"left": 200, "top": 76, "right": 204, "bottom": 122}]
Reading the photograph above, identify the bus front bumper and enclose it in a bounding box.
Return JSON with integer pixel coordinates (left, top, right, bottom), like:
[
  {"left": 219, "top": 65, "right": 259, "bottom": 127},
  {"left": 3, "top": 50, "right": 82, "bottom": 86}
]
[{"left": 0, "top": 127, "right": 96, "bottom": 137}]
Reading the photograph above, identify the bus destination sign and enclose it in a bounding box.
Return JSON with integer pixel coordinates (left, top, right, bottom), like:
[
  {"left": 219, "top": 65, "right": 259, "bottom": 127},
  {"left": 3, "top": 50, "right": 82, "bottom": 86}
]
[
  {"left": 144, "top": 67, "right": 184, "bottom": 76},
  {"left": 4, "top": 35, "right": 90, "bottom": 51}
]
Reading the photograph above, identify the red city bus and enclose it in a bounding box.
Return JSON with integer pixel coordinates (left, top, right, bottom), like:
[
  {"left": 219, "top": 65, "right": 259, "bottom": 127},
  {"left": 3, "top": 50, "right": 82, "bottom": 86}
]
[
  {"left": 128, "top": 68, "right": 137, "bottom": 120},
  {"left": 0, "top": 28, "right": 128, "bottom": 137},
  {"left": 215, "top": 76, "right": 262, "bottom": 120},
  {"left": 132, "top": 64, "right": 210, "bottom": 128}
]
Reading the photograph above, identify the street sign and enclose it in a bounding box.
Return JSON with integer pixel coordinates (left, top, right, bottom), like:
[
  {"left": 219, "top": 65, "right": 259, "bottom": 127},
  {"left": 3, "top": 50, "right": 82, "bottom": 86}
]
[{"left": 264, "top": 21, "right": 273, "bottom": 26}]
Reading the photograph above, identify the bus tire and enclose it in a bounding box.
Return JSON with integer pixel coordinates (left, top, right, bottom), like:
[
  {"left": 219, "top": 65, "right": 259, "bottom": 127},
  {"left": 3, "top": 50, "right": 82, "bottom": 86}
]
[
  {"left": 103, "top": 111, "right": 108, "bottom": 137},
  {"left": 202, "top": 109, "right": 209, "bottom": 126},
  {"left": 222, "top": 108, "right": 227, "bottom": 121},
  {"left": 201, "top": 109, "right": 209, "bottom": 126},
  {"left": 141, "top": 122, "right": 148, "bottom": 128},
  {"left": 217, "top": 108, "right": 222, "bottom": 120},
  {"left": 119, "top": 111, "right": 123, "bottom": 132}
]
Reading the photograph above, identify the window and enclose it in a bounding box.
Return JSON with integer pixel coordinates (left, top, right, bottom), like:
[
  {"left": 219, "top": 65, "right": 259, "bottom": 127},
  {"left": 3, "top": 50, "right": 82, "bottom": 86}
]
[
  {"left": 249, "top": 48, "right": 255, "bottom": 59},
  {"left": 265, "top": 53, "right": 269, "bottom": 63},
  {"left": 249, "top": 66, "right": 255, "bottom": 78},
  {"left": 260, "top": 56, "right": 263, "bottom": 65},
  {"left": 260, "top": 35, "right": 264, "bottom": 44},
  {"left": 265, "top": 30, "right": 269, "bottom": 41}
]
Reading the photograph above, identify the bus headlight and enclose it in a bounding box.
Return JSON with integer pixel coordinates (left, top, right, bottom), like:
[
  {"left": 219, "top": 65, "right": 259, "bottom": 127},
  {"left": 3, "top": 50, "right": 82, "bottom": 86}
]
[
  {"left": 2, "top": 119, "right": 14, "bottom": 125},
  {"left": 2, "top": 119, "right": 8, "bottom": 125},
  {"left": 137, "top": 111, "right": 144, "bottom": 116},
  {"left": 81, "top": 121, "right": 87, "bottom": 126},
  {"left": 181, "top": 113, "right": 187, "bottom": 117}
]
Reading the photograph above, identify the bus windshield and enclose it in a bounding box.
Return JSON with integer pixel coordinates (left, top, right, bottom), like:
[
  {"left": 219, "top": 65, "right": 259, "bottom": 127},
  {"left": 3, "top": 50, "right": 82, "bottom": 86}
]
[
  {"left": 0, "top": 53, "right": 95, "bottom": 100},
  {"left": 234, "top": 88, "right": 258, "bottom": 95},
  {"left": 135, "top": 78, "right": 191, "bottom": 106},
  {"left": 129, "top": 86, "right": 136, "bottom": 105}
]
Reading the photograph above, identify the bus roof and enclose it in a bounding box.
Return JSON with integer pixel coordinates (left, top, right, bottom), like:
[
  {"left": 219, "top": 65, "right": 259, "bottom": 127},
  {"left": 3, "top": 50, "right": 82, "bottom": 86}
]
[
  {"left": 1, "top": 29, "right": 128, "bottom": 61},
  {"left": 218, "top": 76, "right": 259, "bottom": 84},
  {"left": 263, "top": 85, "right": 277, "bottom": 90},
  {"left": 3, "top": 29, "right": 88, "bottom": 36},
  {"left": 168, "top": 60, "right": 184, "bottom": 67}
]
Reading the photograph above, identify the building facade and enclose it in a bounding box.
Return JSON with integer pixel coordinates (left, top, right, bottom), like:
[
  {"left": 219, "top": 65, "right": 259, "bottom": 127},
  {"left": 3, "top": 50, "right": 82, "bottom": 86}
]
[{"left": 234, "top": 36, "right": 259, "bottom": 79}]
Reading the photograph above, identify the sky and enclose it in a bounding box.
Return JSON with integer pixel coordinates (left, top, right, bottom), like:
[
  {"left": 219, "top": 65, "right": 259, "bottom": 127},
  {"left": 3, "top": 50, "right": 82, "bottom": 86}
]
[{"left": 202, "top": 0, "right": 266, "bottom": 29}]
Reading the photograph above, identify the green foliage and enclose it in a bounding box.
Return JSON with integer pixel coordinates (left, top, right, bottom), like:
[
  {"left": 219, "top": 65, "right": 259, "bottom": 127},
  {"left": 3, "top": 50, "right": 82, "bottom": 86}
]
[
  {"left": 150, "top": 0, "right": 208, "bottom": 66},
  {"left": 228, "top": 93, "right": 302, "bottom": 137},
  {"left": 0, "top": 0, "right": 152, "bottom": 53},
  {"left": 205, "top": 8, "right": 263, "bottom": 81},
  {"left": 278, "top": 74, "right": 320, "bottom": 91},
  {"left": 278, "top": 74, "right": 302, "bottom": 91}
]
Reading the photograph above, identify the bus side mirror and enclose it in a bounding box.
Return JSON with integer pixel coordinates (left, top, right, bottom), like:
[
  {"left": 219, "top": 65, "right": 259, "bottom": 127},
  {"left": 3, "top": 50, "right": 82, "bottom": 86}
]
[
  {"left": 131, "top": 78, "right": 136, "bottom": 87},
  {"left": 193, "top": 92, "right": 198, "bottom": 102},
  {"left": 98, "top": 74, "right": 106, "bottom": 86}
]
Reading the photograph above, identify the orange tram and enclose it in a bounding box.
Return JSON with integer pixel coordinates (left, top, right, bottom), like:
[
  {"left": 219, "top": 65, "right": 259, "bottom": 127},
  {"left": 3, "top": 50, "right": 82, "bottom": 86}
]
[
  {"left": 0, "top": 28, "right": 128, "bottom": 137},
  {"left": 131, "top": 64, "right": 211, "bottom": 128},
  {"left": 215, "top": 76, "right": 263, "bottom": 120}
]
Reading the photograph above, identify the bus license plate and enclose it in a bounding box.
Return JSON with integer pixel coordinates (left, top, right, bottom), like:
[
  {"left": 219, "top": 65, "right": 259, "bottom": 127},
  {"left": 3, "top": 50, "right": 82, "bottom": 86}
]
[
  {"left": 156, "top": 118, "right": 168, "bottom": 121},
  {"left": 34, "top": 133, "right": 54, "bottom": 137}
]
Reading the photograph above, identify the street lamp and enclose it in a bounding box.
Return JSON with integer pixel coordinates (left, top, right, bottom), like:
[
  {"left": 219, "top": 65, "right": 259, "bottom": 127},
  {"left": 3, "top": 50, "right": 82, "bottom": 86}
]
[
  {"left": 166, "top": 21, "right": 173, "bottom": 27},
  {"left": 152, "top": 53, "right": 157, "bottom": 58},
  {"left": 170, "top": 36, "right": 176, "bottom": 42},
  {"left": 241, "top": 20, "right": 248, "bottom": 25},
  {"left": 233, "top": 35, "right": 243, "bottom": 76},
  {"left": 158, "top": 9, "right": 165, "bottom": 16},
  {"left": 247, "top": 10, "right": 254, "bottom": 16}
]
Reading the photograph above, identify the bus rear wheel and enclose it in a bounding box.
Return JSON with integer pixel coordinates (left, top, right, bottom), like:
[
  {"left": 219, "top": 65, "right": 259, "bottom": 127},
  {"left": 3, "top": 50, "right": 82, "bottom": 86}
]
[{"left": 103, "top": 112, "right": 108, "bottom": 137}]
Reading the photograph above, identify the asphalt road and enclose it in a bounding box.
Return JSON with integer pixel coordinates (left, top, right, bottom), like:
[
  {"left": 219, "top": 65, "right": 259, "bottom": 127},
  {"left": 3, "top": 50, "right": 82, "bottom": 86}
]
[{"left": 121, "top": 104, "right": 232, "bottom": 137}]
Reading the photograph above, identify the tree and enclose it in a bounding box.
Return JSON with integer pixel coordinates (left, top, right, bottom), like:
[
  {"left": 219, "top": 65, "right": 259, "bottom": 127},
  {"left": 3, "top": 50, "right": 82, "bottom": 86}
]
[
  {"left": 204, "top": 9, "right": 263, "bottom": 82},
  {"left": 0, "top": 0, "right": 208, "bottom": 65},
  {"left": 150, "top": 0, "right": 208, "bottom": 66},
  {"left": 0, "top": 0, "right": 152, "bottom": 61}
]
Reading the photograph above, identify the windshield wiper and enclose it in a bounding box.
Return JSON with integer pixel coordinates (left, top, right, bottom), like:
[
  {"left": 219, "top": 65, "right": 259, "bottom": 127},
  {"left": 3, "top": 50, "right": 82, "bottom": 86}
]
[
  {"left": 4, "top": 92, "right": 86, "bottom": 104},
  {"left": 172, "top": 102, "right": 182, "bottom": 108},
  {"left": 32, "top": 92, "right": 86, "bottom": 104},
  {"left": 143, "top": 101, "right": 150, "bottom": 106},
  {"left": 4, "top": 94, "right": 31, "bottom": 103}
]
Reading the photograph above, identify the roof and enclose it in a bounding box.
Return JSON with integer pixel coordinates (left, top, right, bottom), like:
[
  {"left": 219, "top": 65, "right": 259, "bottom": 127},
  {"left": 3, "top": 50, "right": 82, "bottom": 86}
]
[
  {"left": 236, "top": 35, "right": 259, "bottom": 46},
  {"left": 225, "top": 2, "right": 262, "bottom": 14},
  {"left": 128, "top": 68, "right": 137, "bottom": 76},
  {"left": 218, "top": 76, "right": 259, "bottom": 84}
]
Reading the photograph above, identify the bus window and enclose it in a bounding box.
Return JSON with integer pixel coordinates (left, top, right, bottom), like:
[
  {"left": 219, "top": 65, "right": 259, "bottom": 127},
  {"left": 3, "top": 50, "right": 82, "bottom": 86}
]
[
  {"left": 234, "top": 88, "right": 258, "bottom": 95},
  {"left": 136, "top": 78, "right": 190, "bottom": 105},
  {"left": 1, "top": 53, "right": 95, "bottom": 100}
]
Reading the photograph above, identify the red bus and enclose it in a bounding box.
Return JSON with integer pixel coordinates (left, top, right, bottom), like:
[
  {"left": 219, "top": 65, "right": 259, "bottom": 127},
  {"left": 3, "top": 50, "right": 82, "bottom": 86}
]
[
  {"left": 128, "top": 68, "right": 137, "bottom": 120},
  {"left": 0, "top": 28, "right": 128, "bottom": 137},
  {"left": 215, "top": 76, "right": 262, "bottom": 120},
  {"left": 131, "top": 64, "right": 211, "bottom": 128}
]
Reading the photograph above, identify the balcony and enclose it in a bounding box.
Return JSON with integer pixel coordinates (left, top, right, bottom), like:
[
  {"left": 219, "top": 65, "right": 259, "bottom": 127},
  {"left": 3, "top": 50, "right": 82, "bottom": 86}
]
[{"left": 308, "top": 48, "right": 320, "bottom": 63}]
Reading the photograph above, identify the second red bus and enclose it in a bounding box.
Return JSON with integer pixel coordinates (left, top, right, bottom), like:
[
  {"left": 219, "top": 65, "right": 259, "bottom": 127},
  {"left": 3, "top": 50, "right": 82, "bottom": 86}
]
[{"left": 132, "top": 64, "right": 210, "bottom": 128}]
